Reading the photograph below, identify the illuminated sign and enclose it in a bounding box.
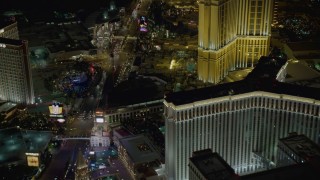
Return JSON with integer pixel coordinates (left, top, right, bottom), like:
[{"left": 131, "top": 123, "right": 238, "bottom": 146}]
[
  {"left": 49, "top": 101, "right": 63, "bottom": 117},
  {"left": 50, "top": 114, "right": 64, "bottom": 118},
  {"left": 27, "top": 156, "right": 39, "bottom": 167},
  {"left": 57, "top": 118, "right": 65, "bottom": 123},
  {"left": 96, "top": 117, "right": 104, "bottom": 123},
  {"left": 26, "top": 153, "right": 39, "bottom": 156},
  {"left": 50, "top": 105, "right": 61, "bottom": 114},
  {"left": 95, "top": 111, "right": 103, "bottom": 116}
]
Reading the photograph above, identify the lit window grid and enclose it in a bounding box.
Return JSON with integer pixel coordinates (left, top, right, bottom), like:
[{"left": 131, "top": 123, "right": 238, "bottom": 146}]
[
  {"left": 0, "top": 44, "right": 34, "bottom": 104},
  {"left": 165, "top": 92, "right": 320, "bottom": 180},
  {"left": 106, "top": 104, "right": 163, "bottom": 124},
  {"left": 0, "top": 22, "right": 19, "bottom": 40},
  {"left": 0, "top": 22, "right": 33, "bottom": 104},
  {"left": 198, "top": 0, "right": 274, "bottom": 84},
  {"left": 198, "top": 37, "right": 270, "bottom": 83}
]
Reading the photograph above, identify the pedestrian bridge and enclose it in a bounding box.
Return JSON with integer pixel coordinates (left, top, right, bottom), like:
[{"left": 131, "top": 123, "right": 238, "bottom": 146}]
[
  {"left": 113, "top": 35, "right": 137, "bottom": 40},
  {"left": 53, "top": 136, "right": 90, "bottom": 141}
]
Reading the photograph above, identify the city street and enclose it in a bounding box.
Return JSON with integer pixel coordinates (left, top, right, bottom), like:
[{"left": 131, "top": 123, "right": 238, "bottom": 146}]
[
  {"left": 40, "top": 140, "right": 89, "bottom": 180},
  {"left": 113, "top": 0, "right": 152, "bottom": 86},
  {"left": 66, "top": 111, "right": 94, "bottom": 137},
  {"left": 38, "top": 1, "right": 153, "bottom": 180}
]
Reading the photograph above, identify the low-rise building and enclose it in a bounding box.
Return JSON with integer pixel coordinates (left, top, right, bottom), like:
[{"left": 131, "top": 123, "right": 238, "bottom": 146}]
[
  {"left": 189, "top": 149, "right": 239, "bottom": 180},
  {"left": 0, "top": 101, "right": 17, "bottom": 120},
  {"left": 112, "top": 127, "right": 132, "bottom": 147},
  {"left": 90, "top": 111, "right": 110, "bottom": 147},
  {"left": 105, "top": 99, "right": 163, "bottom": 125},
  {"left": 277, "top": 133, "right": 320, "bottom": 167},
  {"left": 118, "top": 134, "right": 162, "bottom": 180},
  {"left": 189, "top": 147, "right": 320, "bottom": 180},
  {"left": 0, "top": 127, "right": 52, "bottom": 168}
]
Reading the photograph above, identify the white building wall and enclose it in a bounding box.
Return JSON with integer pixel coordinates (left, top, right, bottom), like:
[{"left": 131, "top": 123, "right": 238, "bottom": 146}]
[
  {"left": 90, "top": 136, "right": 110, "bottom": 147},
  {"left": 165, "top": 92, "right": 320, "bottom": 180}
]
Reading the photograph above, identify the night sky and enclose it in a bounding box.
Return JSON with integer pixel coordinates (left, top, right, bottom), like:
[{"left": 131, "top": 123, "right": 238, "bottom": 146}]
[
  {"left": 0, "top": 0, "right": 131, "bottom": 23},
  {"left": 0, "top": 0, "right": 130, "bottom": 14}
]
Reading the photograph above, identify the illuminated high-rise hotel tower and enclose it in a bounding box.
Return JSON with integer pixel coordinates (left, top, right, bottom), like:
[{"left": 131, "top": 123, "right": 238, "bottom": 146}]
[
  {"left": 165, "top": 53, "right": 320, "bottom": 180},
  {"left": 0, "top": 21, "right": 34, "bottom": 104},
  {"left": 198, "top": 0, "right": 273, "bottom": 83}
]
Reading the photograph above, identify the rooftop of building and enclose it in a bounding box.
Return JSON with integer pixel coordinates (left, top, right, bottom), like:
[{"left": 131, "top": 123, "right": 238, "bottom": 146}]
[
  {"left": 119, "top": 134, "right": 161, "bottom": 164},
  {"left": 165, "top": 49, "right": 320, "bottom": 106},
  {"left": 0, "top": 102, "right": 17, "bottom": 113},
  {"left": 245, "top": 49, "right": 288, "bottom": 81},
  {"left": 0, "top": 19, "right": 15, "bottom": 29},
  {"left": 294, "top": 54, "right": 320, "bottom": 59},
  {"left": 284, "top": 60, "right": 320, "bottom": 83},
  {"left": 288, "top": 77, "right": 320, "bottom": 88},
  {"left": 241, "top": 158, "right": 320, "bottom": 180},
  {"left": 0, "top": 100, "right": 6, "bottom": 105},
  {"left": 165, "top": 77, "right": 320, "bottom": 106},
  {"left": 279, "top": 134, "right": 320, "bottom": 161},
  {"left": 105, "top": 99, "right": 163, "bottom": 114},
  {"left": 105, "top": 77, "right": 165, "bottom": 109},
  {"left": 287, "top": 42, "right": 320, "bottom": 52},
  {"left": 113, "top": 128, "right": 132, "bottom": 137},
  {"left": 189, "top": 149, "right": 238, "bottom": 180},
  {"left": 19, "top": 22, "right": 93, "bottom": 52},
  {"left": 0, "top": 37, "right": 24, "bottom": 46},
  {"left": 0, "top": 127, "right": 52, "bottom": 166}
]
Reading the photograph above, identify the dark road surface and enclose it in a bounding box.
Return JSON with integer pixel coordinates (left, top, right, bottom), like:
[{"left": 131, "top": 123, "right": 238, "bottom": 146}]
[{"left": 40, "top": 140, "right": 89, "bottom": 180}]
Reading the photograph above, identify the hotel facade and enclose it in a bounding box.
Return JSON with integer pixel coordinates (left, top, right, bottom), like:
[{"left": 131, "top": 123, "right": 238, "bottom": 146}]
[
  {"left": 0, "top": 21, "right": 34, "bottom": 104},
  {"left": 165, "top": 91, "right": 320, "bottom": 180},
  {"left": 165, "top": 54, "right": 320, "bottom": 179},
  {"left": 198, "top": 0, "right": 273, "bottom": 83},
  {"left": 0, "top": 21, "right": 19, "bottom": 39}
]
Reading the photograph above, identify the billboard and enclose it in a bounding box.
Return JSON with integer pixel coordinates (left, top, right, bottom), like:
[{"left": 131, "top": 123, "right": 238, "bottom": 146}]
[
  {"left": 96, "top": 117, "right": 104, "bottom": 123},
  {"left": 57, "top": 118, "right": 65, "bottom": 123},
  {"left": 49, "top": 101, "right": 63, "bottom": 118},
  {"left": 26, "top": 153, "right": 39, "bottom": 167}
]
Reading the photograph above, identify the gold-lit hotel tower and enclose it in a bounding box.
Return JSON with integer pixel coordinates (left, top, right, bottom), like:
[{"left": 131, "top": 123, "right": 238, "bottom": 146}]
[{"left": 198, "top": 0, "right": 273, "bottom": 83}]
